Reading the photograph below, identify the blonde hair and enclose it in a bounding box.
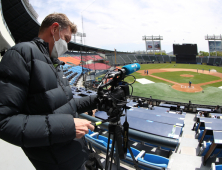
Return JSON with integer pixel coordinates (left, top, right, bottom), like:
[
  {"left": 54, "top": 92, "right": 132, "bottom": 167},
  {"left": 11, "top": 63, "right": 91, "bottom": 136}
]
[{"left": 39, "top": 13, "right": 77, "bottom": 34}]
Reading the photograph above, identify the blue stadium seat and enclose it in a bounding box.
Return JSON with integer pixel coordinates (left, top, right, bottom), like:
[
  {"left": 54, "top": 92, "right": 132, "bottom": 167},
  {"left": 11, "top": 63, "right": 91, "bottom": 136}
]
[
  {"left": 137, "top": 153, "right": 169, "bottom": 169},
  {"left": 126, "top": 147, "right": 140, "bottom": 158},
  {"left": 85, "top": 134, "right": 108, "bottom": 148},
  {"left": 197, "top": 130, "right": 213, "bottom": 141},
  {"left": 88, "top": 129, "right": 94, "bottom": 135},
  {"left": 199, "top": 141, "right": 222, "bottom": 157},
  {"left": 98, "top": 135, "right": 112, "bottom": 148},
  {"left": 211, "top": 163, "right": 222, "bottom": 170},
  {"left": 195, "top": 123, "right": 205, "bottom": 131}
]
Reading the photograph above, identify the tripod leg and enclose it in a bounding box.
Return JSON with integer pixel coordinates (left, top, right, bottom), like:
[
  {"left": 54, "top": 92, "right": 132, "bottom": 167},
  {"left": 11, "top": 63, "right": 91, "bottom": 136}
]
[
  {"left": 114, "top": 138, "right": 120, "bottom": 170},
  {"left": 88, "top": 142, "right": 93, "bottom": 153},
  {"left": 105, "top": 132, "right": 112, "bottom": 170},
  {"left": 109, "top": 134, "right": 116, "bottom": 170},
  {"left": 127, "top": 145, "right": 139, "bottom": 170}
]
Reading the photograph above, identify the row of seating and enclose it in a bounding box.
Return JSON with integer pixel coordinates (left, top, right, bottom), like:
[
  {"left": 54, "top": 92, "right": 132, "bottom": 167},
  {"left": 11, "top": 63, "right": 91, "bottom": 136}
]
[
  {"left": 67, "top": 72, "right": 77, "bottom": 81},
  {"left": 64, "top": 70, "right": 72, "bottom": 77},
  {"left": 69, "top": 73, "right": 83, "bottom": 86},
  {"left": 85, "top": 129, "right": 169, "bottom": 169},
  {"left": 78, "top": 94, "right": 187, "bottom": 169},
  {"left": 61, "top": 65, "right": 89, "bottom": 86},
  {"left": 194, "top": 111, "right": 222, "bottom": 166},
  {"left": 106, "top": 54, "right": 222, "bottom": 65},
  {"left": 106, "top": 54, "right": 174, "bottom": 65}
]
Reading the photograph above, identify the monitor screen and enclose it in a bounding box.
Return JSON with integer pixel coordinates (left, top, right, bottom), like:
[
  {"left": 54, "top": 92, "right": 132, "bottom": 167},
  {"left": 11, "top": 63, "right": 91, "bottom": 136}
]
[{"left": 173, "top": 44, "right": 198, "bottom": 55}]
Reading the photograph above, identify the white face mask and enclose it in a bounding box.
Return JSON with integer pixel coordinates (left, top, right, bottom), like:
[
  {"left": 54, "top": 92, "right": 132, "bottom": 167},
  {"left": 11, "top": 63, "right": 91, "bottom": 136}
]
[{"left": 51, "top": 28, "right": 68, "bottom": 58}]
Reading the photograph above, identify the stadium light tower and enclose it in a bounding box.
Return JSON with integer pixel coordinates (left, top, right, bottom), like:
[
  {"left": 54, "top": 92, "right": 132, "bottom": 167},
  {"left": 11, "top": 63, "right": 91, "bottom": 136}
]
[
  {"left": 205, "top": 34, "right": 222, "bottom": 57},
  {"left": 80, "top": 0, "right": 97, "bottom": 45}
]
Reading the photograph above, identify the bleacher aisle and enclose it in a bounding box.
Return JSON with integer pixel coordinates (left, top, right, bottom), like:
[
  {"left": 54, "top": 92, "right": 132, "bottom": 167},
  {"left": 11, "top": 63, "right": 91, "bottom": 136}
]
[{"left": 168, "top": 113, "right": 215, "bottom": 170}]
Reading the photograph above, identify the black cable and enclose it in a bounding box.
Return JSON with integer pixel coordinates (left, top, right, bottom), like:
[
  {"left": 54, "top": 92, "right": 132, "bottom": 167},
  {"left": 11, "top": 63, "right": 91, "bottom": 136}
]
[{"left": 125, "top": 74, "right": 136, "bottom": 85}]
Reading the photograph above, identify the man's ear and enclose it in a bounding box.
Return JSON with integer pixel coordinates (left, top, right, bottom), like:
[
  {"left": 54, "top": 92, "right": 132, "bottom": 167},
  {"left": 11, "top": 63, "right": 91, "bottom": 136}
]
[{"left": 50, "top": 22, "right": 60, "bottom": 35}]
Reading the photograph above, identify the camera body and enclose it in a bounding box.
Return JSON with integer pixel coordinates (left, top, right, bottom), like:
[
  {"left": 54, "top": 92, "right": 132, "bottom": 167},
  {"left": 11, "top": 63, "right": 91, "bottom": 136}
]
[
  {"left": 96, "top": 68, "right": 130, "bottom": 118},
  {"left": 96, "top": 85, "right": 129, "bottom": 117}
]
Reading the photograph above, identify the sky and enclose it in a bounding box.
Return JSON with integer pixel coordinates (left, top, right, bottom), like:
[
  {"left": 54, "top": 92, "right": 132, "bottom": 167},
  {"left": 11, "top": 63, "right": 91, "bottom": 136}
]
[{"left": 30, "top": 0, "right": 222, "bottom": 53}]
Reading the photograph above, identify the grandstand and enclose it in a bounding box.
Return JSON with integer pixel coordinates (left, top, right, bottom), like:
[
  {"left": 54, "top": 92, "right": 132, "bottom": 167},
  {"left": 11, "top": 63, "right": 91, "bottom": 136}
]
[
  {"left": 106, "top": 54, "right": 222, "bottom": 66},
  {"left": 1, "top": 0, "right": 222, "bottom": 170}
]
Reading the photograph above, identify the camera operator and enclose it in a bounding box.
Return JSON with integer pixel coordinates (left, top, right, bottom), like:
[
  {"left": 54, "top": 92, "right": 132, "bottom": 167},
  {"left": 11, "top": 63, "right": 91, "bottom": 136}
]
[{"left": 0, "top": 13, "right": 96, "bottom": 170}]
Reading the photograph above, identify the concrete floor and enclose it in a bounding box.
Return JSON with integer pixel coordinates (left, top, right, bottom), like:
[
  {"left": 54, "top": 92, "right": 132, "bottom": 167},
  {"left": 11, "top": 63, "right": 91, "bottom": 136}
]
[{"left": 0, "top": 139, "right": 35, "bottom": 170}]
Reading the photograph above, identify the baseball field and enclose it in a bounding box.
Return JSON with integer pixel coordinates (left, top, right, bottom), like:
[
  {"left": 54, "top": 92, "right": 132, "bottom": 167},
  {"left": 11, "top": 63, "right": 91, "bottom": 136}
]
[{"left": 123, "top": 63, "right": 222, "bottom": 106}]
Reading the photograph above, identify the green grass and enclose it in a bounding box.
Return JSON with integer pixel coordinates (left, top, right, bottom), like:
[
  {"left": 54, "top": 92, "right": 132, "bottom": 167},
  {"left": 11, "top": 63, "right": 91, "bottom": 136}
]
[
  {"left": 202, "top": 81, "right": 222, "bottom": 88},
  {"left": 122, "top": 63, "right": 222, "bottom": 106},
  {"left": 125, "top": 72, "right": 173, "bottom": 85},
  {"left": 137, "top": 63, "right": 222, "bottom": 73},
  {"left": 131, "top": 83, "right": 222, "bottom": 105},
  {"left": 152, "top": 71, "right": 220, "bottom": 84}
]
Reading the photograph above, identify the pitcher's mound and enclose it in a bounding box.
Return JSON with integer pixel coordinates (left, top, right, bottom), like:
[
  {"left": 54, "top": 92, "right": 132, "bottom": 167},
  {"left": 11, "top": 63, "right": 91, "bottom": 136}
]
[
  {"left": 180, "top": 74, "right": 194, "bottom": 77},
  {"left": 172, "top": 83, "right": 203, "bottom": 93}
]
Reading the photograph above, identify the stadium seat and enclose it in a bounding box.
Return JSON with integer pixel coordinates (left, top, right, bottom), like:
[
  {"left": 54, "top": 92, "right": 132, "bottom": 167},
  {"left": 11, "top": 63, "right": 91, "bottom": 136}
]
[
  {"left": 195, "top": 123, "right": 205, "bottom": 132},
  {"left": 137, "top": 153, "right": 169, "bottom": 169},
  {"left": 98, "top": 135, "right": 113, "bottom": 149},
  {"left": 85, "top": 134, "right": 108, "bottom": 148},
  {"left": 126, "top": 147, "right": 146, "bottom": 161},
  {"left": 197, "top": 130, "right": 213, "bottom": 141},
  {"left": 211, "top": 163, "right": 222, "bottom": 170},
  {"left": 199, "top": 141, "right": 222, "bottom": 157}
]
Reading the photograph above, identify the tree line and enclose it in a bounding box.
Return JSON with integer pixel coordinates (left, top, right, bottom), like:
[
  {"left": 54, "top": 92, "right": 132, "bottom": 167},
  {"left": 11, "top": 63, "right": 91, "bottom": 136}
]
[{"left": 198, "top": 51, "right": 222, "bottom": 57}]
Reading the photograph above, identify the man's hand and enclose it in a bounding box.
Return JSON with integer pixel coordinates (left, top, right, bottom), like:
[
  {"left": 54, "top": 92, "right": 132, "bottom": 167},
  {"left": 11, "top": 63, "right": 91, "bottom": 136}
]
[{"left": 74, "top": 118, "right": 95, "bottom": 139}]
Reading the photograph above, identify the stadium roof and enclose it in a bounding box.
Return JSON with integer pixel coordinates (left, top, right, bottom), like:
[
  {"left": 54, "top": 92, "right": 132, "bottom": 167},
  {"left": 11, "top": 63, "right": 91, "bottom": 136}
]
[
  {"left": 1, "top": 0, "right": 130, "bottom": 54},
  {"left": 68, "top": 41, "right": 127, "bottom": 54},
  {"left": 1, "top": 0, "right": 40, "bottom": 43}
]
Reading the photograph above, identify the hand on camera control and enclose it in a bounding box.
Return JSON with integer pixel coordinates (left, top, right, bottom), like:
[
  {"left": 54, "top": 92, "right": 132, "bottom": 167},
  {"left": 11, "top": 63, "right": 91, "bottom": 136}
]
[{"left": 74, "top": 118, "right": 95, "bottom": 139}]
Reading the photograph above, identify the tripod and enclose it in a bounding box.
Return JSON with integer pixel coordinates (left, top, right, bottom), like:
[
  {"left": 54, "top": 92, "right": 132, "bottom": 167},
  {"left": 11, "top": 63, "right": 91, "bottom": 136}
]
[{"left": 104, "top": 114, "right": 139, "bottom": 170}]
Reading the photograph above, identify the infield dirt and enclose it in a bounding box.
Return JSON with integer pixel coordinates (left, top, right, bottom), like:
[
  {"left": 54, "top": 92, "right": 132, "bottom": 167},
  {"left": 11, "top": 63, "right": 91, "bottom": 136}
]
[{"left": 137, "top": 68, "right": 222, "bottom": 93}]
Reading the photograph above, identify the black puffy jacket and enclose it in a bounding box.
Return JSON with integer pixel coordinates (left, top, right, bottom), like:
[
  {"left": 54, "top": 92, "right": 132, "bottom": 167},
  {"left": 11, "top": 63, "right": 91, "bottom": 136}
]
[{"left": 0, "top": 37, "right": 97, "bottom": 170}]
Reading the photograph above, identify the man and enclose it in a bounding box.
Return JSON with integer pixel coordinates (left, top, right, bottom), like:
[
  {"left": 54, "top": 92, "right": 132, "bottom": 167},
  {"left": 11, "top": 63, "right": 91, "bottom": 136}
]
[
  {"left": 213, "top": 105, "right": 221, "bottom": 113},
  {"left": 189, "top": 81, "right": 191, "bottom": 88},
  {"left": 0, "top": 13, "right": 96, "bottom": 170}
]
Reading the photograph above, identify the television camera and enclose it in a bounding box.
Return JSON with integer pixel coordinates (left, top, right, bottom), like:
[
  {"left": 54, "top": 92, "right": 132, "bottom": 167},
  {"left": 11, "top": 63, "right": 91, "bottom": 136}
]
[{"left": 89, "top": 63, "right": 141, "bottom": 170}]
